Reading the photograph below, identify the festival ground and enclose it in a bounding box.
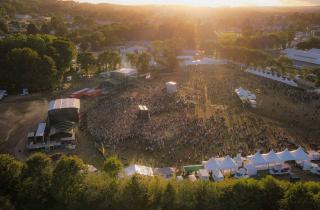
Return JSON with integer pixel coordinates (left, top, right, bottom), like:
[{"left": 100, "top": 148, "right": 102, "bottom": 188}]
[{"left": 85, "top": 65, "right": 320, "bottom": 167}]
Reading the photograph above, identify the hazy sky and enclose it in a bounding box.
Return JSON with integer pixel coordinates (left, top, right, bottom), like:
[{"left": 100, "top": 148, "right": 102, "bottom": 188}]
[{"left": 77, "top": 0, "right": 320, "bottom": 7}]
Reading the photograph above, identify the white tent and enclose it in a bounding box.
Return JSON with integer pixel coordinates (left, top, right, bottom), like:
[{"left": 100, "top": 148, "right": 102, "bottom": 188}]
[
  {"left": 166, "top": 82, "right": 177, "bottom": 94},
  {"left": 263, "top": 150, "right": 282, "bottom": 164},
  {"left": 198, "top": 169, "right": 209, "bottom": 180},
  {"left": 308, "top": 151, "right": 320, "bottom": 161},
  {"left": 234, "top": 153, "right": 245, "bottom": 167},
  {"left": 212, "top": 169, "right": 224, "bottom": 182},
  {"left": 245, "top": 164, "right": 257, "bottom": 176},
  {"left": 123, "top": 164, "right": 154, "bottom": 177},
  {"left": 220, "top": 155, "right": 238, "bottom": 171},
  {"left": 276, "top": 148, "right": 295, "bottom": 161},
  {"left": 248, "top": 152, "right": 267, "bottom": 167},
  {"left": 291, "top": 147, "right": 309, "bottom": 161},
  {"left": 205, "top": 158, "right": 221, "bottom": 171}
]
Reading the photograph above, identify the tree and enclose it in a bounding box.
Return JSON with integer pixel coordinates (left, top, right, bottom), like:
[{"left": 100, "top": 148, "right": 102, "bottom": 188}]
[
  {"left": 260, "top": 176, "right": 284, "bottom": 210},
  {"left": 51, "top": 16, "right": 68, "bottom": 36},
  {"left": 0, "top": 34, "right": 73, "bottom": 92},
  {"left": 0, "top": 21, "right": 8, "bottom": 34},
  {"left": 51, "top": 156, "right": 86, "bottom": 208},
  {"left": 160, "top": 183, "right": 176, "bottom": 210},
  {"left": 27, "top": 23, "right": 39, "bottom": 35},
  {"left": 49, "top": 39, "right": 76, "bottom": 72},
  {"left": 281, "top": 183, "right": 317, "bottom": 210},
  {"left": 40, "top": 23, "right": 52, "bottom": 34},
  {"left": 19, "top": 153, "right": 53, "bottom": 209},
  {"left": 78, "top": 52, "right": 96, "bottom": 74},
  {"left": 103, "top": 156, "right": 123, "bottom": 178},
  {"left": 5, "top": 48, "right": 42, "bottom": 90},
  {"left": 127, "top": 52, "right": 139, "bottom": 67},
  {"left": 121, "top": 175, "right": 149, "bottom": 210},
  {"left": 0, "top": 155, "right": 22, "bottom": 197},
  {"left": 136, "top": 52, "right": 151, "bottom": 73},
  {"left": 98, "top": 51, "right": 120, "bottom": 71}
]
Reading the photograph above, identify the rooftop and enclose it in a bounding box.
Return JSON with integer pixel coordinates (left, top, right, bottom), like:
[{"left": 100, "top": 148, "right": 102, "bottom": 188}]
[{"left": 48, "top": 98, "right": 80, "bottom": 111}]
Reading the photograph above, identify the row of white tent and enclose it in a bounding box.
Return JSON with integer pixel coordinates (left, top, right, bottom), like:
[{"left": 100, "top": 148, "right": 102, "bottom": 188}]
[
  {"left": 204, "top": 147, "right": 310, "bottom": 172},
  {"left": 245, "top": 68, "right": 298, "bottom": 87}
]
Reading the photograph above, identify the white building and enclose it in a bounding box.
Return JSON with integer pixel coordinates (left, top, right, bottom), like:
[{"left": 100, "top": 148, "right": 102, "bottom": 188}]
[
  {"left": 122, "top": 164, "right": 154, "bottom": 177},
  {"left": 282, "top": 48, "right": 320, "bottom": 68},
  {"left": 166, "top": 81, "right": 177, "bottom": 94}
]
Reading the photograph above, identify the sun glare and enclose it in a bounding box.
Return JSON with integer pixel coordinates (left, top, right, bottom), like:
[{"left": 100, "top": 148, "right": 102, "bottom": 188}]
[{"left": 77, "top": 0, "right": 298, "bottom": 7}]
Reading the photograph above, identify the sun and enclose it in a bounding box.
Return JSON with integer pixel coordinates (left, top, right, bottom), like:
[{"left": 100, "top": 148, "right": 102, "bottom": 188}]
[{"left": 77, "top": 0, "right": 285, "bottom": 7}]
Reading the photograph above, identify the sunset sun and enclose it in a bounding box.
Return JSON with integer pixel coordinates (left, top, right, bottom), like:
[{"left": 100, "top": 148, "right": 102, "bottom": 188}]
[{"left": 77, "top": 0, "right": 315, "bottom": 7}]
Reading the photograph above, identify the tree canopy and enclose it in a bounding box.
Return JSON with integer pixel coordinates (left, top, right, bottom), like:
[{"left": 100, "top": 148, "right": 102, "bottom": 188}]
[
  {"left": 0, "top": 34, "right": 76, "bottom": 91},
  {"left": 1, "top": 153, "right": 320, "bottom": 210}
]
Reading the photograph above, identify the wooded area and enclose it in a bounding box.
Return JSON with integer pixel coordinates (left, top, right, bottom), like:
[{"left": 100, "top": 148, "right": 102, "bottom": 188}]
[{"left": 1, "top": 153, "right": 320, "bottom": 210}]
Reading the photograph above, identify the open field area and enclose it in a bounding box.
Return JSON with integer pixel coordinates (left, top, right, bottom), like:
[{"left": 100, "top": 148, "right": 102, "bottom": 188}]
[
  {"left": 0, "top": 79, "right": 104, "bottom": 166},
  {"left": 1, "top": 65, "right": 319, "bottom": 170},
  {"left": 0, "top": 95, "right": 48, "bottom": 160},
  {"left": 85, "top": 65, "right": 320, "bottom": 167}
]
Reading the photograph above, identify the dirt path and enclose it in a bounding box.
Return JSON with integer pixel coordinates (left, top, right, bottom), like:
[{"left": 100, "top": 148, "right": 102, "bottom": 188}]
[{"left": 0, "top": 96, "right": 48, "bottom": 160}]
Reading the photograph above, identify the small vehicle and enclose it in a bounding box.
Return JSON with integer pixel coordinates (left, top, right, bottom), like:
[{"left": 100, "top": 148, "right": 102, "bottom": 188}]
[
  {"left": 0, "top": 90, "right": 8, "bottom": 100},
  {"left": 269, "top": 165, "right": 291, "bottom": 175},
  {"left": 20, "top": 88, "right": 29, "bottom": 96},
  {"left": 290, "top": 174, "right": 301, "bottom": 183},
  {"left": 234, "top": 168, "right": 249, "bottom": 179},
  {"left": 310, "top": 166, "right": 320, "bottom": 175}
]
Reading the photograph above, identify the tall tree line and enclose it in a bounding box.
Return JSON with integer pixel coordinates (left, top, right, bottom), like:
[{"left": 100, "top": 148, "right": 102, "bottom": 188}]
[
  {"left": 1, "top": 153, "right": 320, "bottom": 210},
  {"left": 0, "top": 34, "right": 76, "bottom": 91}
]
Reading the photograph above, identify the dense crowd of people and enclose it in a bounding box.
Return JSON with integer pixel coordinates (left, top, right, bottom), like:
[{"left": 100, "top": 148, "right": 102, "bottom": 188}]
[{"left": 86, "top": 67, "right": 320, "bottom": 165}]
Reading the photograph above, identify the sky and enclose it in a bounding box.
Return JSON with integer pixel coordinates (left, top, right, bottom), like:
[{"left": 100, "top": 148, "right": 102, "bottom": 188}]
[{"left": 77, "top": 0, "right": 320, "bottom": 7}]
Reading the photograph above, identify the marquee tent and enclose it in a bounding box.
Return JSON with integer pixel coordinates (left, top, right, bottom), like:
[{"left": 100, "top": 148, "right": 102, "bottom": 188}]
[
  {"left": 219, "top": 155, "right": 238, "bottom": 171},
  {"left": 291, "top": 147, "right": 309, "bottom": 161},
  {"left": 276, "top": 148, "right": 295, "bottom": 161},
  {"left": 248, "top": 152, "right": 267, "bottom": 166},
  {"left": 234, "top": 153, "right": 245, "bottom": 167},
  {"left": 123, "top": 164, "right": 154, "bottom": 177},
  {"left": 205, "top": 158, "right": 221, "bottom": 171},
  {"left": 263, "top": 150, "right": 282, "bottom": 164},
  {"left": 212, "top": 169, "right": 224, "bottom": 182}
]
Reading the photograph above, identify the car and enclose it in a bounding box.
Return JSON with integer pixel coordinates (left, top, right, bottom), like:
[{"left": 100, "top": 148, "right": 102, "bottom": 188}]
[
  {"left": 290, "top": 174, "right": 301, "bottom": 183},
  {"left": 310, "top": 166, "right": 320, "bottom": 175},
  {"left": 20, "top": 88, "right": 29, "bottom": 96},
  {"left": 234, "top": 168, "right": 249, "bottom": 179},
  {"left": 0, "top": 90, "right": 8, "bottom": 101},
  {"left": 269, "top": 166, "right": 291, "bottom": 175},
  {"left": 0, "top": 89, "right": 8, "bottom": 96}
]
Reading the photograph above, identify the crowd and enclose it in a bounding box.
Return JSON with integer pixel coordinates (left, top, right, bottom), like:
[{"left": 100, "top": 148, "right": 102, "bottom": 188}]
[{"left": 86, "top": 67, "right": 320, "bottom": 165}]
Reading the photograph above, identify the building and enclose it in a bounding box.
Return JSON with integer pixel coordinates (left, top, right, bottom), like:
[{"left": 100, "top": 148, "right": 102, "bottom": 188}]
[
  {"left": 282, "top": 48, "right": 320, "bottom": 68},
  {"left": 48, "top": 98, "right": 80, "bottom": 125},
  {"left": 27, "top": 98, "right": 80, "bottom": 151},
  {"left": 311, "top": 30, "right": 320, "bottom": 39},
  {"left": 138, "top": 105, "right": 150, "bottom": 120},
  {"left": 122, "top": 164, "right": 154, "bottom": 177},
  {"left": 110, "top": 68, "right": 138, "bottom": 79}
]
